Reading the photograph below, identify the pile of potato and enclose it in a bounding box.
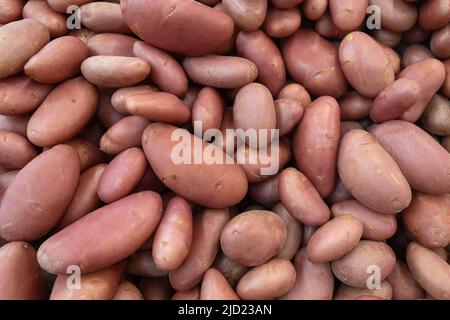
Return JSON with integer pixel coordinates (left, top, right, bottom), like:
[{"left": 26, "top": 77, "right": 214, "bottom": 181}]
[{"left": 0, "top": 0, "right": 449, "bottom": 300}]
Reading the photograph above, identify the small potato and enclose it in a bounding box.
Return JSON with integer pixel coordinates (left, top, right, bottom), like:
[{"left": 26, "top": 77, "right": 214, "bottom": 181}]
[
  {"left": 301, "top": 0, "right": 328, "bottom": 21},
  {"left": 327, "top": 177, "right": 354, "bottom": 205},
  {"left": 183, "top": 55, "right": 258, "bottom": 89},
  {"left": 406, "top": 241, "right": 450, "bottom": 300},
  {"left": 171, "top": 287, "right": 200, "bottom": 300},
  {"left": 0, "top": 0, "right": 22, "bottom": 24},
  {"left": 192, "top": 87, "right": 224, "bottom": 135},
  {"left": 418, "top": 0, "right": 450, "bottom": 31},
  {"left": 65, "top": 138, "right": 105, "bottom": 172},
  {"left": 24, "top": 36, "right": 89, "bottom": 84},
  {"left": 47, "top": 0, "right": 95, "bottom": 13},
  {"left": 293, "top": 96, "right": 340, "bottom": 197},
  {"left": 220, "top": 210, "right": 287, "bottom": 266},
  {"left": 421, "top": 94, "right": 450, "bottom": 136},
  {"left": 382, "top": 45, "right": 401, "bottom": 74},
  {"left": 0, "top": 145, "right": 80, "bottom": 241},
  {"left": 96, "top": 89, "right": 125, "bottom": 128},
  {"left": 169, "top": 209, "right": 229, "bottom": 291},
  {"left": 431, "top": 25, "right": 450, "bottom": 59},
  {"left": 0, "top": 114, "right": 29, "bottom": 136},
  {"left": 97, "top": 148, "right": 147, "bottom": 203},
  {"left": 282, "top": 28, "right": 348, "bottom": 98},
  {"left": 111, "top": 85, "right": 157, "bottom": 114},
  {"left": 0, "top": 170, "right": 17, "bottom": 201},
  {"left": 22, "top": 0, "right": 67, "bottom": 38},
  {"left": 50, "top": 262, "right": 125, "bottom": 300},
  {"left": 334, "top": 281, "right": 393, "bottom": 300},
  {"left": 270, "top": 0, "right": 303, "bottom": 9},
  {"left": 0, "top": 241, "right": 46, "bottom": 300},
  {"left": 237, "top": 259, "right": 296, "bottom": 300},
  {"left": 263, "top": 6, "right": 302, "bottom": 39},
  {"left": 307, "top": 215, "right": 363, "bottom": 263},
  {"left": 402, "top": 44, "right": 434, "bottom": 68},
  {"left": 213, "top": 252, "right": 249, "bottom": 288},
  {"left": 339, "top": 32, "right": 395, "bottom": 98},
  {"left": 278, "top": 83, "right": 311, "bottom": 107},
  {"left": 81, "top": 56, "right": 150, "bottom": 88},
  {"left": 249, "top": 175, "right": 280, "bottom": 207},
  {"left": 331, "top": 200, "right": 397, "bottom": 241},
  {"left": 280, "top": 248, "right": 334, "bottom": 300},
  {"left": 337, "top": 129, "right": 412, "bottom": 214},
  {"left": 27, "top": 77, "right": 98, "bottom": 147},
  {"left": 87, "top": 33, "right": 136, "bottom": 57},
  {"left": 404, "top": 23, "right": 431, "bottom": 44},
  {"left": 80, "top": 2, "right": 131, "bottom": 34},
  {"left": 0, "top": 19, "right": 50, "bottom": 79},
  {"left": 152, "top": 196, "right": 193, "bottom": 271},
  {"left": 113, "top": 282, "right": 144, "bottom": 300},
  {"left": 339, "top": 91, "right": 372, "bottom": 121},
  {"left": 223, "top": 0, "right": 267, "bottom": 31},
  {"left": 331, "top": 240, "right": 396, "bottom": 288},
  {"left": 372, "top": 29, "right": 402, "bottom": 48},
  {"left": 370, "top": 120, "right": 450, "bottom": 194},
  {"left": 0, "top": 130, "right": 37, "bottom": 169},
  {"left": 315, "top": 13, "right": 348, "bottom": 40},
  {"left": 329, "top": 0, "right": 368, "bottom": 31},
  {"left": 127, "top": 250, "right": 168, "bottom": 278},
  {"left": 133, "top": 41, "right": 188, "bottom": 98},
  {"left": 100, "top": 116, "right": 150, "bottom": 155},
  {"left": 443, "top": 60, "right": 450, "bottom": 98},
  {"left": 200, "top": 268, "right": 239, "bottom": 300},
  {"left": 387, "top": 261, "right": 425, "bottom": 300},
  {"left": 140, "top": 277, "right": 173, "bottom": 300},
  {"left": 368, "top": 0, "right": 417, "bottom": 32},
  {"left": 274, "top": 99, "right": 304, "bottom": 137},
  {"left": 279, "top": 167, "right": 330, "bottom": 226},
  {"left": 272, "top": 203, "right": 302, "bottom": 260},
  {"left": 340, "top": 121, "right": 364, "bottom": 136}
]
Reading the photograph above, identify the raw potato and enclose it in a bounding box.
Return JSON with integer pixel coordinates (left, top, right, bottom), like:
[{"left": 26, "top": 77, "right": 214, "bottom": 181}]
[
  {"left": 80, "top": 2, "right": 131, "bottom": 34},
  {"left": 420, "top": 94, "right": 450, "bottom": 136},
  {"left": 334, "top": 281, "right": 393, "bottom": 300},
  {"left": 387, "top": 261, "right": 425, "bottom": 300},
  {"left": 87, "top": 33, "right": 136, "bottom": 57},
  {"left": 200, "top": 268, "right": 239, "bottom": 300},
  {"left": 329, "top": 0, "right": 368, "bottom": 31},
  {"left": 113, "top": 282, "right": 144, "bottom": 300},
  {"left": 0, "top": 130, "right": 37, "bottom": 169},
  {"left": 22, "top": 0, "right": 67, "bottom": 38},
  {"left": 273, "top": 203, "right": 302, "bottom": 260},
  {"left": 222, "top": 0, "right": 268, "bottom": 31}
]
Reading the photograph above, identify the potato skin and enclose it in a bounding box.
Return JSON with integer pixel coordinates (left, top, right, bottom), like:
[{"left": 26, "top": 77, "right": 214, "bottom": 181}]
[
  {"left": 263, "top": 6, "right": 302, "bottom": 39},
  {"left": 87, "top": 33, "right": 136, "bottom": 57},
  {"left": 237, "top": 259, "right": 296, "bottom": 300},
  {"left": 402, "top": 193, "right": 450, "bottom": 249},
  {"left": 387, "top": 261, "right": 425, "bottom": 300},
  {"left": 38, "top": 191, "right": 162, "bottom": 274},
  {"left": 0, "top": 241, "right": 46, "bottom": 300},
  {"left": 369, "top": 0, "right": 417, "bottom": 32},
  {"left": 329, "top": 0, "right": 368, "bottom": 31},
  {"left": 418, "top": 0, "right": 450, "bottom": 31},
  {"left": 27, "top": 77, "right": 99, "bottom": 147},
  {"left": 0, "top": 145, "right": 80, "bottom": 241},
  {"left": 272, "top": 203, "right": 302, "bottom": 260},
  {"left": 113, "top": 281, "right": 144, "bottom": 300},
  {"left": 169, "top": 209, "right": 229, "bottom": 291},
  {"left": 274, "top": 99, "right": 304, "bottom": 137},
  {"left": 370, "top": 120, "right": 450, "bottom": 194},
  {"left": 222, "top": 0, "right": 267, "bottom": 32},
  {"left": 220, "top": 210, "right": 287, "bottom": 267},
  {"left": 337, "top": 129, "right": 412, "bottom": 214},
  {"left": 200, "top": 268, "right": 239, "bottom": 300},
  {"left": 339, "top": 91, "right": 372, "bottom": 121},
  {"left": 111, "top": 85, "right": 156, "bottom": 114},
  {"left": 282, "top": 28, "right": 348, "bottom": 98},
  {"left": 80, "top": 2, "right": 131, "bottom": 34},
  {"left": 22, "top": 0, "right": 67, "bottom": 38},
  {"left": 127, "top": 250, "right": 168, "bottom": 278},
  {"left": 307, "top": 215, "right": 363, "bottom": 263},
  {"left": 0, "top": 130, "right": 37, "bottom": 169},
  {"left": 47, "top": 0, "right": 94, "bottom": 13},
  {"left": 0, "top": 114, "right": 29, "bottom": 136},
  {"left": 293, "top": 96, "right": 340, "bottom": 197},
  {"left": 121, "top": 0, "right": 234, "bottom": 56},
  {"left": 192, "top": 87, "right": 224, "bottom": 134},
  {"left": 0, "top": 0, "right": 22, "bottom": 24},
  {"left": 334, "top": 281, "right": 393, "bottom": 300},
  {"left": 142, "top": 123, "right": 248, "bottom": 209},
  {"left": 420, "top": 94, "right": 450, "bottom": 136},
  {"left": 65, "top": 138, "right": 105, "bottom": 172},
  {"left": 0, "top": 19, "right": 50, "bottom": 79},
  {"left": 171, "top": 287, "right": 200, "bottom": 300},
  {"left": 443, "top": 60, "right": 450, "bottom": 99},
  {"left": 406, "top": 241, "right": 450, "bottom": 300},
  {"left": 331, "top": 240, "right": 396, "bottom": 288}
]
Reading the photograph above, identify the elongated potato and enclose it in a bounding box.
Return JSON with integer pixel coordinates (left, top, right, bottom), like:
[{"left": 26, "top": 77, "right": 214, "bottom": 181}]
[
  {"left": 121, "top": 0, "right": 234, "bottom": 56},
  {"left": 171, "top": 287, "right": 200, "bottom": 300},
  {"left": 111, "top": 85, "right": 157, "bottom": 114},
  {"left": 38, "top": 191, "right": 162, "bottom": 274},
  {"left": 0, "top": 145, "right": 80, "bottom": 241},
  {"left": 0, "top": 241, "right": 46, "bottom": 300},
  {"left": 192, "top": 87, "right": 224, "bottom": 135},
  {"left": 272, "top": 203, "right": 302, "bottom": 260},
  {"left": 368, "top": 0, "right": 417, "bottom": 32},
  {"left": 47, "top": 0, "right": 94, "bottom": 13},
  {"left": 80, "top": 2, "right": 131, "bottom": 34},
  {"left": 87, "top": 33, "right": 136, "bottom": 57},
  {"left": 329, "top": 0, "right": 368, "bottom": 31},
  {"left": 113, "top": 282, "right": 144, "bottom": 300},
  {"left": 387, "top": 261, "right": 425, "bottom": 300},
  {"left": 370, "top": 120, "right": 450, "bottom": 194},
  {"left": 142, "top": 123, "right": 248, "bottom": 209},
  {"left": 337, "top": 129, "right": 412, "bottom": 214},
  {"left": 27, "top": 77, "right": 98, "bottom": 147},
  {"left": 0, "top": 130, "right": 37, "bottom": 169},
  {"left": 22, "top": 0, "right": 67, "bottom": 37},
  {"left": 220, "top": 210, "right": 287, "bottom": 266},
  {"left": 65, "top": 138, "right": 105, "bottom": 172},
  {"left": 169, "top": 209, "right": 229, "bottom": 291},
  {"left": 200, "top": 268, "right": 239, "bottom": 300},
  {"left": 0, "top": 0, "right": 22, "bottom": 24}
]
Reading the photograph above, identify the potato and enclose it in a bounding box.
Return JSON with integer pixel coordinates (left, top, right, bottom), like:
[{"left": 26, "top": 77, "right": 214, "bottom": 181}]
[
  {"left": 339, "top": 32, "right": 395, "bottom": 98},
  {"left": 169, "top": 209, "right": 229, "bottom": 291},
  {"left": 301, "top": 0, "right": 328, "bottom": 21},
  {"left": 443, "top": 59, "right": 450, "bottom": 98},
  {"left": 56, "top": 163, "right": 106, "bottom": 231},
  {"left": 171, "top": 287, "right": 200, "bottom": 300},
  {"left": 443, "top": 136, "right": 450, "bottom": 151},
  {"left": 331, "top": 200, "right": 397, "bottom": 241},
  {"left": 370, "top": 120, "right": 450, "bottom": 194},
  {"left": 0, "top": 74, "right": 52, "bottom": 116},
  {"left": 418, "top": 0, "right": 450, "bottom": 31},
  {"left": 121, "top": 0, "right": 234, "bottom": 56},
  {"left": 80, "top": 2, "right": 130, "bottom": 34},
  {"left": 140, "top": 277, "right": 173, "bottom": 300},
  {"left": 87, "top": 33, "right": 136, "bottom": 57},
  {"left": 421, "top": 94, "right": 450, "bottom": 136},
  {"left": 220, "top": 210, "right": 286, "bottom": 266},
  {"left": 263, "top": 6, "right": 302, "bottom": 39},
  {"left": 0, "top": 130, "right": 37, "bottom": 169},
  {"left": 329, "top": 0, "right": 368, "bottom": 31},
  {"left": 22, "top": 0, "right": 67, "bottom": 38},
  {"left": 334, "top": 281, "right": 393, "bottom": 300},
  {"left": 113, "top": 282, "right": 144, "bottom": 300},
  {"left": 406, "top": 241, "right": 450, "bottom": 300},
  {"left": 307, "top": 215, "right": 363, "bottom": 263},
  {"left": 0, "top": 114, "right": 29, "bottom": 136},
  {"left": 372, "top": 29, "right": 403, "bottom": 48},
  {"left": 47, "top": 0, "right": 94, "bottom": 13},
  {"left": 368, "top": 0, "right": 417, "bottom": 32},
  {"left": 339, "top": 91, "right": 372, "bottom": 121},
  {"left": 0, "top": 145, "right": 80, "bottom": 241},
  {"left": 200, "top": 268, "right": 239, "bottom": 300},
  {"left": 50, "top": 262, "right": 125, "bottom": 300},
  {"left": 38, "top": 191, "right": 162, "bottom": 274},
  {"left": 280, "top": 248, "right": 334, "bottom": 300},
  {"left": 402, "top": 193, "right": 450, "bottom": 249},
  {"left": 370, "top": 78, "right": 422, "bottom": 123},
  {"left": 24, "top": 36, "right": 89, "bottom": 84},
  {"left": 192, "top": 87, "right": 224, "bottom": 135},
  {"left": 279, "top": 167, "right": 331, "bottom": 226},
  {"left": 274, "top": 99, "right": 304, "bottom": 137},
  {"left": 27, "top": 77, "right": 98, "bottom": 147},
  {"left": 315, "top": 13, "right": 348, "bottom": 40},
  {"left": 127, "top": 250, "right": 168, "bottom": 278},
  {"left": 222, "top": 0, "right": 267, "bottom": 32},
  {"left": 0, "top": 241, "right": 46, "bottom": 300},
  {"left": 111, "top": 85, "right": 157, "bottom": 114},
  {"left": 152, "top": 196, "right": 192, "bottom": 271},
  {"left": 0, "top": 0, "right": 22, "bottom": 24},
  {"left": 327, "top": 177, "right": 354, "bottom": 205},
  {"left": 337, "top": 129, "right": 412, "bottom": 214},
  {"left": 270, "top": 0, "right": 303, "bottom": 9},
  {"left": 213, "top": 252, "right": 249, "bottom": 289},
  {"left": 69, "top": 27, "right": 97, "bottom": 45},
  {"left": 0, "top": 19, "right": 50, "bottom": 79},
  {"left": 272, "top": 203, "right": 302, "bottom": 260},
  {"left": 430, "top": 24, "right": 450, "bottom": 59},
  {"left": 387, "top": 261, "right": 425, "bottom": 300},
  {"left": 133, "top": 41, "right": 188, "bottom": 98},
  {"left": 65, "top": 138, "right": 105, "bottom": 172},
  {"left": 331, "top": 240, "right": 396, "bottom": 288},
  {"left": 96, "top": 89, "right": 125, "bottom": 129},
  {"left": 0, "top": 170, "right": 17, "bottom": 201},
  {"left": 97, "top": 148, "right": 147, "bottom": 203},
  {"left": 237, "top": 259, "right": 296, "bottom": 300},
  {"left": 382, "top": 45, "right": 401, "bottom": 74},
  {"left": 282, "top": 28, "right": 348, "bottom": 98},
  {"left": 402, "top": 44, "right": 434, "bottom": 68},
  {"left": 293, "top": 96, "right": 340, "bottom": 197},
  {"left": 142, "top": 123, "right": 248, "bottom": 209},
  {"left": 278, "top": 83, "right": 311, "bottom": 107}
]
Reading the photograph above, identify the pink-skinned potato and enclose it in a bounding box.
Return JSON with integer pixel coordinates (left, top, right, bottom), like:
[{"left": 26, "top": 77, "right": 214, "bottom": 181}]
[
  {"left": 80, "top": 2, "right": 131, "bottom": 34},
  {"left": 222, "top": 0, "right": 267, "bottom": 31},
  {"left": 64, "top": 138, "right": 105, "bottom": 172},
  {"left": 171, "top": 287, "right": 200, "bottom": 300},
  {"left": 87, "top": 33, "right": 136, "bottom": 57},
  {"left": 111, "top": 85, "right": 157, "bottom": 114},
  {"left": 37, "top": 191, "right": 162, "bottom": 274},
  {"left": 22, "top": 0, "right": 68, "bottom": 38},
  {"left": 127, "top": 250, "right": 168, "bottom": 278},
  {"left": 0, "top": 0, "right": 22, "bottom": 24},
  {"left": 334, "top": 281, "right": 392, "bottom": 300},
  {"left": 47, "top": 0, "right": 95, "bottom": 13},
  {"left": 387, "top": 260, "right": 425, "bottom": 300},
  {"left": 274, "top": 98, "right": 304, "bottom": 137},
  {"left": 0, "top": 115, "right": 29, "bottom": 137},
  {"left": 263, "top": 5, "right": 302, "bottom": 39},
  {"left": 113, "top": 281, "right": 144, "bottom": 300},
  {"left": 368, "top": 0, "right": 417, "bottom": 32},
  {"left": 329, "top": 0, "right": 368, "bottom": 31},
  {"left": 0, "top": 130, "right": 37, "bottom": 170},
  {"left": 273, "top": 203, "right": 302, "bottom": 260},
  {"left": 213, "top": 252, "right": 249, "bottom": 289},
  {"left": 200, "top": 268, "right": 240, "bottom": 300},
  {"left": 192, "top": 87, "right": 224, "bottom": 134}
]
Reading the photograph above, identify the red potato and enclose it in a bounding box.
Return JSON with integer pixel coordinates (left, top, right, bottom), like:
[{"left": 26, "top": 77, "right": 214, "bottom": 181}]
[
  {"left": 47, "top": 0, "right": 95, "bottom": 13},
  {"left": 111, "top": 85, "right": 157, "bottom": 114},
  {"left": 222, "top": 0, "right": 268, "bottom": 31},
  {"left": 213, "top": 252, "right": 249, "bottom": 289},
  {"left": 301, "top": 0, "right": 328, "bottom": 21},
  {"left": 402, "top": 44, "right": 434, "bottom": 68},
  {"left": 270, "top": 0, "right": 303, "bottom": 9},
  {"left": 171, "top": 287, "right": 200, "bottom": 300},
  {"left": 0, "top": 115, "right": 29, "bottom": 136},
  {"left": 272, "top": 203, "right": 302, "bottom": 260},
  {"left": 431, "top": 25, "right": 450, "bottom": 59},
  {"left": 139, "top": 277, "right": 173, "bottom": 300},
  {"left": 38, "top": 191, "right": 162, "bottom": 274},
  {"left": 0, "top": 130, "right": 37, "bottom": 169},
  {"left": 382, "top": 45, "right": 401, "bottom": 74},
  {"left": 443, "top": 60, "right": 450, "bottom": 98},
  {"left": 315, "top": 13, "right": 348, "bottom": 40},
  {"left": 327, "top": 177, "right": 354, "bottom": 205},
  {"left": 133, "top": 165, "right": 166, "bottom": 194},
  {"left": 127, "top": 250, "right": 168, "bottom": 278},
  {"left": 372, "top": 29, "right": 403, "bottom": 48},
  {"left": 22, "top": 0, "right": 67, "bottom": 37},
  {"left": 80, "top": 2, "right": 130, "bottom": 34},
  {"left": 200, "top": 268, "right": 239, "bottom": 300},
  {"left": 274, "top": 99, "right": 304, "bottom": 137},
  {"left": 65, "top": 138, "right": 105, "bottom": 172},
  {"left": 0, "top": 145, "right": 80, "bottom": 241},
  {"left": 121, "top": 0, "right": 234, "bottom": 56},
  {"left": 368, "top": 0, "right": 417, "bottom": 32},
  {"left": 293, "top": 96, "right": 340, "bottom": 197},
  {"left": 113, "top": 282, "right": 144, "bottom": 300},
  {"left": 387, "top": 261, "right": 425, "bottom": 300},
  {"left": 278, "top": 83, "right": 311, "bottom": 107},
  {"left": 334, "top": 281, "right": 393, "bottom": 300},
  {"left": 329, "top": 0, "right": 368, "bottom": 31},
  {"left": 418, "top": 0, "right": 450, "bottom": 31},
  {"left": 192, "top": 87, "right": 224, "bottom": 135},
  {"left": 69, "top": 27, "right": 97, "bottom": 44},
  {"left": 0, "top": 0, "right": 22, "bottom": 24},
  {"left": 0, "top": 170, "right": 18, "bottom": 201},
  {"left": 421, "top": 94, "right": 450, "bottom": 136},
  {"left": 96, "top": 89, "right": 125, "bottom": 129},
  {"left": 87, "top": 33, "right": 136, "bottom": 57},
  {"left": 339, "top": 91, "right": 372, "bottom": 121},
  {"left": 263, "top": 6, "right": 302, "bottom": 39}
]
